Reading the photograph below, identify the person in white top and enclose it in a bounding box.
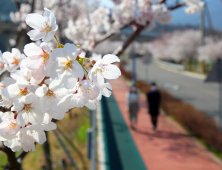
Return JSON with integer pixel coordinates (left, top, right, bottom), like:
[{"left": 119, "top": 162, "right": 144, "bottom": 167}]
[{"left": 126, "top": 86, "right": 140, "bottom": 131}]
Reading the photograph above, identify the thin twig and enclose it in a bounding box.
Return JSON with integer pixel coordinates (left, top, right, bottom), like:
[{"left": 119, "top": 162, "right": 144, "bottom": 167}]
[
  {"left": 113, "top": 24, "right": 145, "bottom": 57},
  {"left": 111, "top": 1, "right": 186, "bottom": 57},
  {"left": 160, "top": 0, "right": 167, "bottom": 4},
  {"left": 94, "top": 22, "right": 132, "bottom": 47},
  {"left": 168, "top": 2, "right": 185, "bottom": 10},
  {"left": 3, "top": 145, "right": 20, "bottom": 170}
]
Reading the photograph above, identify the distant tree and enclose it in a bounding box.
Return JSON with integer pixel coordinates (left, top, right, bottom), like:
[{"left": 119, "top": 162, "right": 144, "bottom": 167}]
[
  {"left": 198, "top": 39, "right": 222, "bottom": 61},
  {"left": 149, "top": 30, "right": 202, "bottom": 62}
]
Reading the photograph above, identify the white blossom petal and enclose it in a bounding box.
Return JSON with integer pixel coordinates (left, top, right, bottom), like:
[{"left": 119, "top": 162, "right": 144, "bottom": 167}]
[{"left": 102, "top": 54, "right": 120, "bottom": 64}]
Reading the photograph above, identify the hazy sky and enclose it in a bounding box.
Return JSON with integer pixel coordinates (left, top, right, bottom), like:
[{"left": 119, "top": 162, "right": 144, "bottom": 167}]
[{"left": 99, "top": 0, "right": 222, "bottom": 31}]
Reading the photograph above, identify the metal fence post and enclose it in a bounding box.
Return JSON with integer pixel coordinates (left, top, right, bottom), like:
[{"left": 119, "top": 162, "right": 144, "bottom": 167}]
[
  {"left": 218, "top": 59, "right": 222, "bottom": 132},
  {"left": 87, "top": 129, "right": 92, "bottom": 159},
  {"left": 132, "top": 57, "right": 136, "bottom": 83},
  {"left": 90, "top": 110, "right": 96, "bottom": 170}
]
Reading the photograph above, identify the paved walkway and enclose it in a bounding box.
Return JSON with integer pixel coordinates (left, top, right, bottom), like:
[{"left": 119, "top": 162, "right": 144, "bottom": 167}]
[{"left": 105, "top": 76, "right": 222, "bottom": 170}]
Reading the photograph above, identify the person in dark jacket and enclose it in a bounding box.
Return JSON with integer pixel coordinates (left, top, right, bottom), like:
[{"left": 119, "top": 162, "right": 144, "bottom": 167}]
[{"left": 146, "top": 82, "right": 161, "bottom": 131}]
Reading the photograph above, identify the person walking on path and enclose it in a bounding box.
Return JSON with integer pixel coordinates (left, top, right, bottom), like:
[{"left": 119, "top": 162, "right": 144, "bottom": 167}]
[
  {"left": 146, "top": 82, "right": 161, "bottom": 131},
  {"left": 126, "top": 86, "right": 140, "bottom": 131}
]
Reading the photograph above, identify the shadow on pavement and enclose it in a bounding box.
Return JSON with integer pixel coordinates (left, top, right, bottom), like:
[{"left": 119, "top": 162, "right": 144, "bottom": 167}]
[
  {"left": 135, "top": 127, "right": 214, "bottom": 161},
  {"left": 136, "top": 129, "right": 193, "bottom": 139}
]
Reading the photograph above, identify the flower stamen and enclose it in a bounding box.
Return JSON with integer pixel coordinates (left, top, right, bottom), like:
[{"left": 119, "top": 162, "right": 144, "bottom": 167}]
[
  {"left": 40, "top": 48, "right": 50, "bottom": 64},
  {"left": 23, "top": 104, "right": 33, "bottom": 113},
  {"left": 64, "top": 59, "right": 73, "bottom": 70},
  {"left": 41, "top": 22, "right": 52, "bottom": 33},
  {"left": 18, "top": 87, "right": 29, "bottom": 96},
  {"left": 11, "top": 57, "right": 20, "bottom": 65},
  {"left": 0, "top": 61, "right": 4, "bottom": 70},
  {"left": 7, "top": 122, "right": 17, "bottom": 131},
  {"left": 46, "top": 88, "right": 55, "bottom": 98}
]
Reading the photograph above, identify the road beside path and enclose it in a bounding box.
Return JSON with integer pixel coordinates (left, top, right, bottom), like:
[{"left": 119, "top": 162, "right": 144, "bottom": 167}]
[
  {"left": 110, "top": 76, "right": 222, "bottom": 170},
  {"left": 124, "top": 59, "right": 219, "bottom": 123}
]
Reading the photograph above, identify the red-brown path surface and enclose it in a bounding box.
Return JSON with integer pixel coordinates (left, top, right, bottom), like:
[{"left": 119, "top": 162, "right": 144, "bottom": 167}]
[{"left": 110, "top": 76, "right": 222, "bottom": 170}]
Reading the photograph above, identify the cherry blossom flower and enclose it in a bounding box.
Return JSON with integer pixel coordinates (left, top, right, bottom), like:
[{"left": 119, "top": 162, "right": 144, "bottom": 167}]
[
  {"left": 10, "top": 60, "right": 43, "bottom": 85},
  {"left": 0, "top": 112, "right": 20, "bottom": 151},
  {"left": 1, "top": 84, "right": 34, "bottom": 101},
  {"left": 26, "top": 8, "right": 58, "bottom": 42},
  {"left": 18, "top": 124, "right": 45, "bottom": 151},
  {"left": 184, "top": 0, "right": 205, "bottom": 14},
  {"left": 3, "top": 48, "right": 25, "bottom": 72},
  {"left": 24, "top": 42, "right": 53, "bottom": 77},
  {"left": 90, "top": 53, "right": 102, "bottom": 61},
  {"left": 17, "top": 121, "right": 56, "bottom": 152},
  {"left": 35, "top": 80, "right": 69, "bottom": 120},
  {"left": 89, "top": 54, "right": 121, "bottom": 88},
  {"left": 58, "top": 79, "right": 100, "bottom": 111},
  {"left": 84, "top": 82, "right": 112, "bottom": 110},
  {"left": 85, "top": 99, "right": 99, "bottom": 110},
  {"left": 0, "top": 51, "right": 6, "bottom": 75},
  {"left": 152, "top": 4, "right": 172, "bottom": 24},
  {"left": 49, "top": 43, "right": 84, "bottom": 89},
  {"left": 99, "top": 83, "right": 113, "bottom": 98},
  {"left": 0, "top": 111, "right": 15, "bottom": 123},
  {"left": 3, "top": 137, "right": 22, "bottom": 152},
  {"left": 0, "top": 78, "right": 16, "bottom": 108},
  {"left": 16, "top": 129, "right": 35, "bottom": 152},
  {"left": 0, "top": 118, "right": 20, "bottom": 137},
  {"left": 11, "top": 93, "right": 43, "bottom": 127},
  {"left": 0, "top": 111, "right": 56, "bottom": 152},
  {"left": 0, "top": 77, "right": 16, "bottom": 94}
]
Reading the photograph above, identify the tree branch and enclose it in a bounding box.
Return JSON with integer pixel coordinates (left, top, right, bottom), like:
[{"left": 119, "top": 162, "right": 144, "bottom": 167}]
[
  {"left": 111, "top": 2, "right": 187, "bottom": 57},
  {"left": 13, "top": 0, "right": 21, "bottom": 10},
  {"left": 10, "top": 29, "right": 25, "bottom": 50},
  {"left": 94, "top": 31, "right": 116, "bottom": 46},
  {"left": 16, "top": 151, "right": 28, "bottom": 161},
  {"left": 160, "top": 0, "right": 167, "bottom": 4},
  {"left": 43, "top": 132, "right": 52, "bottom": 170},
  {"left": 94, "top": 22, "right": 132, "bottom": 47},
  {"left": 3, "top": 146, "right": 20, "bottom": 170},
  {"left": 168, "top": 2, "right": 185, "bottom": 10},
  {"left": 0, "top": 146, "right": 5, "bottom": 152},
  {"left": 112, "top": 24, "right": 145, "bottom": 56},
  {"left": 30, "top": 0, "right": 35, "bottom": 13}
]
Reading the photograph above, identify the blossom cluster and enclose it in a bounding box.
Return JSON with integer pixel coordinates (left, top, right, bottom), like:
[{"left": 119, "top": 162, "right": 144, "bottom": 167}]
[
  {"left": 148, "top": 30, "right": 201, "bottom": 62},
  {"left": 198, "top": 39, "right": 222, "bottom": 61},
  {"left": 9, "top": 0, "right": 204, "bottom": 52},
  {"left": 0, "top": 8, "right": 121, "bottom": 152},
  {"left": 64, "top": 0, "right": 204, "bottom": 51},
  {"left": 10, "top": 3, "right": 32, "bottom": 29},
  {"left": 184, "top": 0, "right": 205, "bottom": 14},
  {"left": 148, "top": 29, "right": 222, "bottom": 62}
]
